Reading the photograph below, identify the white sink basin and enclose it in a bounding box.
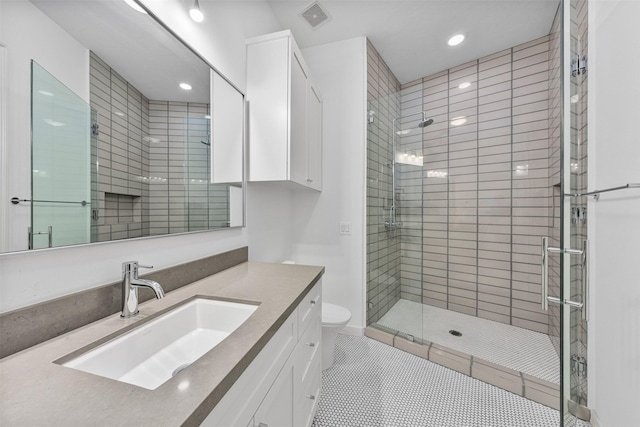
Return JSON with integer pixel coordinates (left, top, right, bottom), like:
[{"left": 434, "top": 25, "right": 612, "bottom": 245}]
[{"left": 62, "top": 298, "right": 258, "bottom": 390}]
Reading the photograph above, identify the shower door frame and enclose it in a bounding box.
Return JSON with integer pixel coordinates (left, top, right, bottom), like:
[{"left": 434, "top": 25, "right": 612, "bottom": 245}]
[{"left": 559, "top": 0, "right": 588, "bottom": 424}]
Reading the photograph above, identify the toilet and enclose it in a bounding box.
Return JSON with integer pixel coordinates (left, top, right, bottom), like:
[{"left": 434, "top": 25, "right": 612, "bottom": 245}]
[{"left": 322, "top": 303, "right": 351, "bottom": 370}]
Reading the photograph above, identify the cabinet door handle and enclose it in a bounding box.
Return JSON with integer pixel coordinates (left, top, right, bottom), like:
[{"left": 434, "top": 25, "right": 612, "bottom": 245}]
[
  {"left": 310, "top": 299, "right": 317, "bottom": 305},
  {"left": 258, "top": 423, "right": 268, "bottom": 427},
  {"left": 306, "top": 394, "right": 316, "bottom": 400},
  {"left": 307, "top": 342, "right": 315, "bottom": 347}
]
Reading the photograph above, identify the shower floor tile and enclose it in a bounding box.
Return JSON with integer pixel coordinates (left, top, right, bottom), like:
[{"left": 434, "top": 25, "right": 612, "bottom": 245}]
[
  {"left": 313, "top": 334, "right": 588, "bottom": 427},
  {"left": 377, "top": 299, "right": 560, "bottom": 384}
]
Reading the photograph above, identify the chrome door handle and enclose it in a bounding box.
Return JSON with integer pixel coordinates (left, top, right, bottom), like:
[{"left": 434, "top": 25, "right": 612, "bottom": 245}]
[
  {"left": 540, "top": 237, "right": 589, "bottom": 320},
  {"left": 541, "top": 237, "right": 549, "bottom": 311},
  {"left": 581, "top": 240, "right": 589, "bottom": 321},
  {"left": 541, "top": 237, "right": 562, "bottom": 310}
]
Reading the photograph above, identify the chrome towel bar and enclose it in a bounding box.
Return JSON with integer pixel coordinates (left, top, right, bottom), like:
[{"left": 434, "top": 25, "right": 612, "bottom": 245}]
[
  {"left": 565, "top": 183, "right": 640, "bottom": 200},
  {"left": 11, "top": 197, "right": 89, "bottom": 206}
]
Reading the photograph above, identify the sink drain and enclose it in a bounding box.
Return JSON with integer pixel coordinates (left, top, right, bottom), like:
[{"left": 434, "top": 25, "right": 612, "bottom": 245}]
[
  {"left": 449, "top": 330, "right": 462, "bottom": 337},
  {"left": 172, "top": 363, "right": 192, "bottom": 377}
]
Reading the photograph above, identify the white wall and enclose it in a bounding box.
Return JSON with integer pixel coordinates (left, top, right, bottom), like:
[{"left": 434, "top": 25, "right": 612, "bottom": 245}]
[
  {"left": 246, "top": 182, "right": 293, "bottom": 263},
  {"left": 0, "top": 0, "right": 90, "bottom": 253},
  {"left": 588, "top": 1, "right": 640, "bottom": 425},
  {"left": 0, "top": 1, "right": 286, "bottom": 313},
  {"left": 141, "top": 0, "right": 280, "bottom": 93},
  {"left": 293, "top": 38, "right": 368, "bottom": 334}
]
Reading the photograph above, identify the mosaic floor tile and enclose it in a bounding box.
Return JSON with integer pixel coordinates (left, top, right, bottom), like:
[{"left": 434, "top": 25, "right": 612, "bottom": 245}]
[{"left": 313, "top": 334, "right": 590, "bottom": 427}]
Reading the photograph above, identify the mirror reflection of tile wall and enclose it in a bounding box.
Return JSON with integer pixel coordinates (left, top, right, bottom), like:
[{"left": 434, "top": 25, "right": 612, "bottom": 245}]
[
  {"left": 90, "top": 52, "right": 150, "bottom": 242},
  {"left": 90, "top": 52, "right": 228, "bottom": 242}
]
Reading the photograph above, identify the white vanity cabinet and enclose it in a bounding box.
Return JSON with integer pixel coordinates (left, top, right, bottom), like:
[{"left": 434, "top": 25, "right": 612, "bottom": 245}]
[
  {"left": 247, "top": 30, "right": 323, "bottom": 191},
  {"left": 202, "top": 281, "right": 322, "bottom": 427}
]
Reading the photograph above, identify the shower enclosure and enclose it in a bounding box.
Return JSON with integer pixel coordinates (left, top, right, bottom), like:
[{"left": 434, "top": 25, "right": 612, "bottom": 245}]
[{"left": 365, "top": 0, "right": 589, "bottom": 425}]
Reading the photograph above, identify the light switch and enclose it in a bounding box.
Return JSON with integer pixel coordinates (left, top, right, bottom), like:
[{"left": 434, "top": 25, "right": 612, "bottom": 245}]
[{"left": 339, "top": 222, "right": 351, "bottom": 235}]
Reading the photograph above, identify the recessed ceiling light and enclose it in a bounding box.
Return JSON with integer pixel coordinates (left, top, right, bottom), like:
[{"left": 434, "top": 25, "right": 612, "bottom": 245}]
[
  {"left": 123, "top": 0, "right": 147, "bottom": 14},
  {"left": 448, "top": 33, "right": 466, "bottom": 47},
  {"left": 450, "top": 116, "right": 467, "bottom": 126},
  {"left": 179, "top": 83, "right": 192, "bottom": 91},
  {"left": 189, "top": 0, "right": 204, "bottom": 23},
  {"left": 458, "top": 82, "right": 471, "bottom": 89}
]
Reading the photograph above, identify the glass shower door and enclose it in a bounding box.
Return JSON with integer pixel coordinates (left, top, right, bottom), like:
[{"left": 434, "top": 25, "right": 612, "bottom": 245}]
[
  {"left": 31, "top": 61, "right": 91, "bottom": 249},
  {"left": 366, "top": 91, "right": 424, "bottom": 342}
]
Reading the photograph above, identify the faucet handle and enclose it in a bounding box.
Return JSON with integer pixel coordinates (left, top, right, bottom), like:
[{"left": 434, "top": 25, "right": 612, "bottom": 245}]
[{"left": 122, "top": 261, "right": 153, "bottom": 275}]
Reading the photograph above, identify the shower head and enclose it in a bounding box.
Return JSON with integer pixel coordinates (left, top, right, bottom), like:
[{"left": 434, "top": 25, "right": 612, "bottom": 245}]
[
  {"left": 418, "top": 118, "right": 434, "bottom": 128},
  {"left": 393, "top": 111, "right": 434, "bottom": 130}
]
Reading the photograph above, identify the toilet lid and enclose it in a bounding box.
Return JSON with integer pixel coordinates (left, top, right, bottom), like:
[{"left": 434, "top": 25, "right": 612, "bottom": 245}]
[{"left": 322, "top": 303, "right": 351, "bottom": 325}]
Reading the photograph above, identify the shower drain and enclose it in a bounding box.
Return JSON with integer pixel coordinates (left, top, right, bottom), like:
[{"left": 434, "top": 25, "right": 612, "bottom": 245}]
[{"left": 448, "top": 330, "right": 462, "bottom": 337}]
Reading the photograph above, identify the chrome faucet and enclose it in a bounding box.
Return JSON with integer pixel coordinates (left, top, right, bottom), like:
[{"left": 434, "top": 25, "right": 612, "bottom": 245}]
[{"left": 121, "top": 261, "right": 165, "bottom": 318}]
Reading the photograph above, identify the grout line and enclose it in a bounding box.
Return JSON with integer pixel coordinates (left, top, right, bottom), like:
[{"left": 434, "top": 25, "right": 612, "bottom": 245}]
[
  {"left": 446, "top": 68, "right": 450, "bottom": 311},
  {"left": 470, "top": 355, "right": 475, "bottom": 377},
  {"left": 509, "top": 46, "right": 515, "bottom": 326},
  {"left": 475, "top": 58, "right": 480, "bottom": 318}
]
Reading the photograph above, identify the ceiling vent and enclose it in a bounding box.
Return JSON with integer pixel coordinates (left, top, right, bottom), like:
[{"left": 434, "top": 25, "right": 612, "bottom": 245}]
[{"left": 300, "top": 2, "right": 330, "bottom": 29}]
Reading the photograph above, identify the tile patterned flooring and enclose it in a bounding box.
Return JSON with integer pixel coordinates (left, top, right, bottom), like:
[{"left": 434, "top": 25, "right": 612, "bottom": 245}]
[
  {"left": 312, "top": 334, "right": 589, "bottom": 427},
  {"left": 377, "top": 299, "right": 560, "bottom": 384}
]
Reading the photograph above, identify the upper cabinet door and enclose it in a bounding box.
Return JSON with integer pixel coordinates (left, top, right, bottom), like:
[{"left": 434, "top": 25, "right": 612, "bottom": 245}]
[
  {"left": 211, "top": 71, "right": 244, "bottom": 185},
  {"left": 246, "top": 30, "right": 322, "bottom": 192},
  {"left": 246, "top": 36, "right": 290, "bottom": 182},
  {"left": 306, "top": 83, "right": 322, "bottom": 191},
  {"left": 289, "top": 51, "right": 309, "bottom": 187}
]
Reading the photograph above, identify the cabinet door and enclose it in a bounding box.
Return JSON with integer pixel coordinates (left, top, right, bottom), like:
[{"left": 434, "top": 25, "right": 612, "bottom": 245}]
[
  {"left": 247, "top": 37, "right": 290, "bottom": 182},
  {"left": 290, "top": 50, "right": 308, "bottom": 187},
  {"left": 254, "top": 358, "right": 295, "bottom": 427},
  {"left": 306, "top": 83, "right": 322, "bottom": 191}
]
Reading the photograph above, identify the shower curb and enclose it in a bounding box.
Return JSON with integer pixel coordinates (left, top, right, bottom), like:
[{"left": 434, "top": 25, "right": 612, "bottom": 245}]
[{"left": 364, "top": 326, "right": 560, "bottom": 411}]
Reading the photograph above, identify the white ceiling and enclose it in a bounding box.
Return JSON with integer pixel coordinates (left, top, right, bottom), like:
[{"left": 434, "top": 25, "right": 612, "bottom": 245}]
[
  {"left": 29, "top": 0, "right": 560, "bottom": 98},
  {"left": 31, "top": 0, "right": 211, "bottom": 103},
  {"left": 266, "top": 0, "right": 560, "bottom": 84}
]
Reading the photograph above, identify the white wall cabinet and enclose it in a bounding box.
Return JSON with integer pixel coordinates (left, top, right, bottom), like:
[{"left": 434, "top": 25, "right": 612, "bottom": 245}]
[
  {"left": 202, "top": 281, "right": 322, "bottom": 427},
  {"left": 247, "top": 30, "right": 322, "bottom": 191}
]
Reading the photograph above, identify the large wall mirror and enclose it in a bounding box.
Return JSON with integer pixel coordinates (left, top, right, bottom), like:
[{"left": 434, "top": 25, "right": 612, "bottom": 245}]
[{"left": 0, "top": 0, "right": 245, "bottom": 253}]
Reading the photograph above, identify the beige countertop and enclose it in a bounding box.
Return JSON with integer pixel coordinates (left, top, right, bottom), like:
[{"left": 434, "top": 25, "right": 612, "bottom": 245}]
[{"left": 0, "top": 262, "right": 324, "bottom": 426}]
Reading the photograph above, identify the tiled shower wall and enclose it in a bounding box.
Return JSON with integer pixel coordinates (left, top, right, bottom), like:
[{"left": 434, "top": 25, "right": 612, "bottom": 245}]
[
  {"left": 399, "top": 36, "right": 553, "bottom": 334},
  {"left": 90, "top": 52, "right": 150, "bottom": 242},
  {"left": 90, "top": 53, "right": 226, "bottom": 240},
  {"left": 148, "top": 101, "right": 229, "bottom": 235},
  {"left": 147, "top": 101, "right": 227, "bottom": 235},
  {"left": 366, "top": 41, "right": 402, "bottom": 325}
]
